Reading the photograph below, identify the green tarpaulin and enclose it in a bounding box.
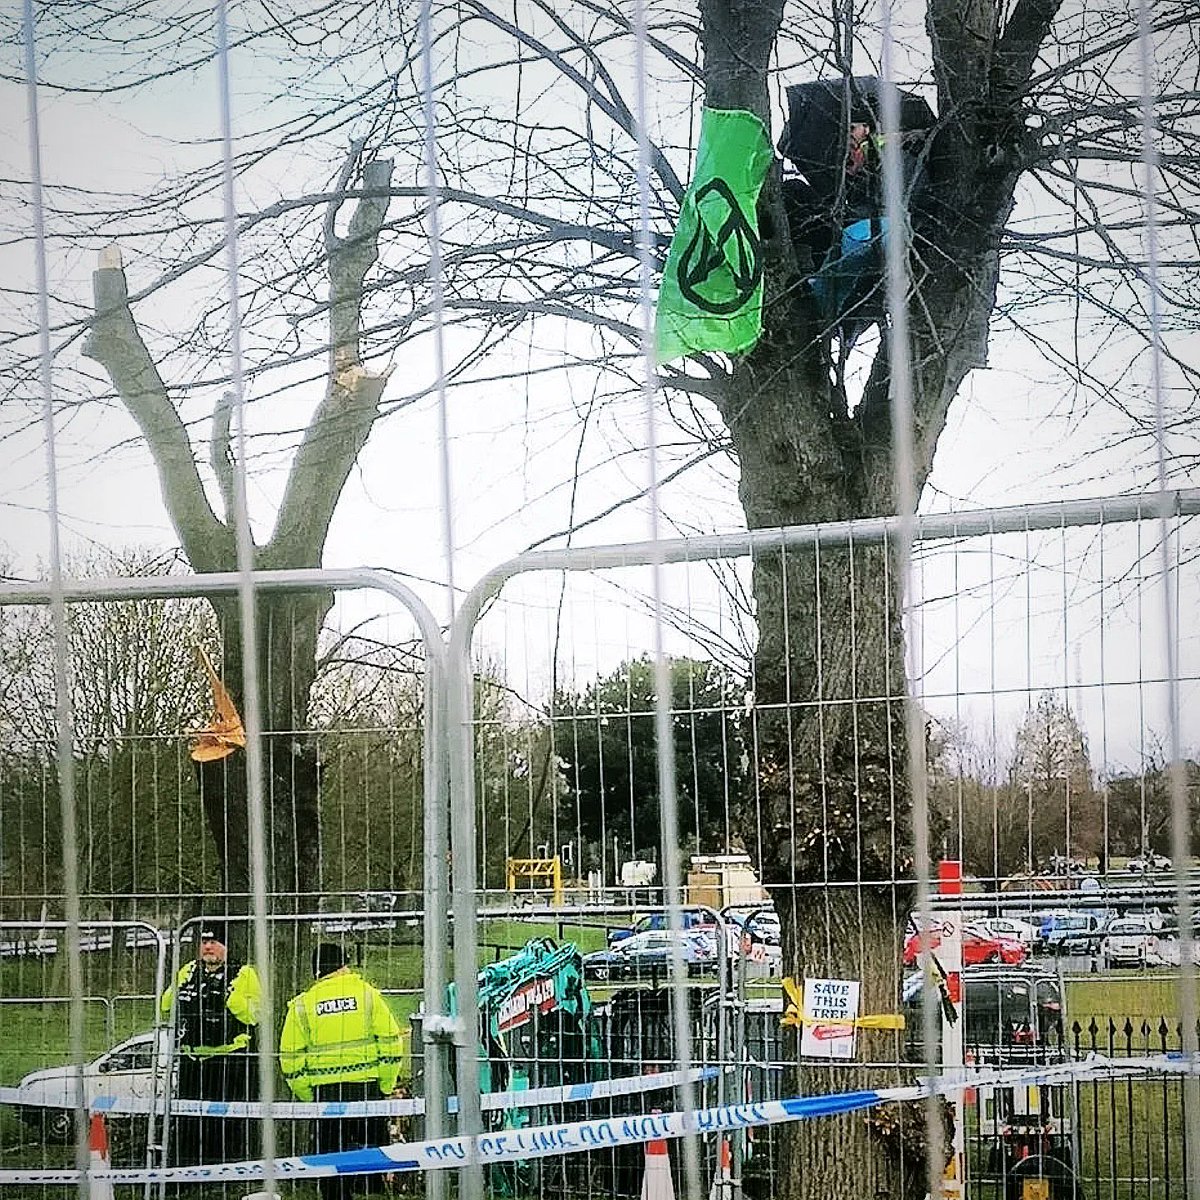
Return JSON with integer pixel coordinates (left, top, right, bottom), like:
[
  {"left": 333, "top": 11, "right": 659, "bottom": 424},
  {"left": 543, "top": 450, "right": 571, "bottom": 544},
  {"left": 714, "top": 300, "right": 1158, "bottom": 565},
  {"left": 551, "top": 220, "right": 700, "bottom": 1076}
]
[{"left": 656, "top": 107, "right": 773, "bottom": 364}]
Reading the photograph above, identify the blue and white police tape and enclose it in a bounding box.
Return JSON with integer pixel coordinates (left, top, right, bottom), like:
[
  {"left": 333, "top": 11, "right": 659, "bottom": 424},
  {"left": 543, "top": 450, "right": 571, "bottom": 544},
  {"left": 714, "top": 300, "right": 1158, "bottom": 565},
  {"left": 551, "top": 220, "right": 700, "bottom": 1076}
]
[
  {"left": 0, "top": 1054, "right": 1182, "bottom": 1186},
  {"left": 0, "top": 1063, "right": 719, "bottom": 1119}
]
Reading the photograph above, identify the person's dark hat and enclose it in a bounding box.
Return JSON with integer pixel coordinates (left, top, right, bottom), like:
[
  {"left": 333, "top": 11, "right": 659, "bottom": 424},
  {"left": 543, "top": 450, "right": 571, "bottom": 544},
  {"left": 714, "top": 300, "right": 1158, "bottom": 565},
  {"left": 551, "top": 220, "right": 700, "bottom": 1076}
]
[
  {"left": 312, "top": 942, "right": 348, "bottom": 978},
  {"left": 197, "top": 921, "right": 229, "bottom": 946}
]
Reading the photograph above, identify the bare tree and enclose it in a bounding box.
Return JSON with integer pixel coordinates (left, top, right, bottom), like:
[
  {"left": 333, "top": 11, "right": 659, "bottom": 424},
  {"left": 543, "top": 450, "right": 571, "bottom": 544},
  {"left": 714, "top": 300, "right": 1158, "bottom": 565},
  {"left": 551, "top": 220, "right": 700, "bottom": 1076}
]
[
  {"left": 930, "top": 705, "right": 1103, "bottom": 880},
  {"left": 0, "top": 549, "right": 218, "bottom": 909},
  {"left": 1010, "top": 690, "right": 1101, "bottom": 867},
  {"left": 79, "top": 148, "right": 394, "bottom": 908},
  {"left": 1103, "top": 736, "right": 1200, "bottom": 862},
  {"left": 928, "top": 716, "right": 1025, "bottom": 880}
]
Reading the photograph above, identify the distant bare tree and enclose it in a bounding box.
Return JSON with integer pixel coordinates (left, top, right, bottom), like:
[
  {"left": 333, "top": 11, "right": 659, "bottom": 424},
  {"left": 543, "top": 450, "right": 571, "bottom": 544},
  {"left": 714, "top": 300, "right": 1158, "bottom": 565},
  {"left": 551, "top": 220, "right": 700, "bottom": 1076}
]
[
  {"left": 0, "top": 549, "right": 217, "bottom": 908},
  {"left": 929, "top": 717, "right": 1028, "bottom": 881},
  {"left": 1104, "top": 737, "right": 1200, "bottom": 861}
]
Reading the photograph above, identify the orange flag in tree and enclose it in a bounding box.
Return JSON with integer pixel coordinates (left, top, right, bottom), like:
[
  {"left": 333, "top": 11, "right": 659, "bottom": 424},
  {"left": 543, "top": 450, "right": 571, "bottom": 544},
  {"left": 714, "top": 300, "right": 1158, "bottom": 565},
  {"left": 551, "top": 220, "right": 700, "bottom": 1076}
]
[{"left": 189, "top": 646, "right": 246, "bottom": 762}]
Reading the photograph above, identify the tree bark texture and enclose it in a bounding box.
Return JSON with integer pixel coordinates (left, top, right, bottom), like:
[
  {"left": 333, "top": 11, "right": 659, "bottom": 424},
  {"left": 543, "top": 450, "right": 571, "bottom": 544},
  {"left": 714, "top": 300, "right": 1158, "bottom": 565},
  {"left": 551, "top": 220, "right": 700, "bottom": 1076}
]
[
  {"left": 195, "top": 592, "right": 330, "bottom": 908},
  {"left": 697, "top": 0, "right": 1062, "bottom": 1195},
  {"left": 82, "top": 153, "right": 394, "bottom": 916},
  {"left": 738, "top": 504, "right": 921, "bottom": 1199}
]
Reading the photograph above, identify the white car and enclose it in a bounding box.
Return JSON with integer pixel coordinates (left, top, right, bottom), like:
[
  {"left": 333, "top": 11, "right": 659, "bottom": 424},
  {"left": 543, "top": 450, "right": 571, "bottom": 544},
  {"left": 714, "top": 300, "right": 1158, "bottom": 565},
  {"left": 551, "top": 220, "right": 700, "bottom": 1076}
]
[
  {"left": 14, "top": 1031, "right": 170, "bottom": 1140},
  {"left": 1100, "top": 918, "right": 1159, "bottom": 969},
  {"left": 724, "top": 910, "right": 781, "bottom": 949},
  {"left": 972, "top": 917, "right": 1041, "bottom": 949},
  {"left": 1148, "top": 937, "right": 1200, "bottom": 968}
]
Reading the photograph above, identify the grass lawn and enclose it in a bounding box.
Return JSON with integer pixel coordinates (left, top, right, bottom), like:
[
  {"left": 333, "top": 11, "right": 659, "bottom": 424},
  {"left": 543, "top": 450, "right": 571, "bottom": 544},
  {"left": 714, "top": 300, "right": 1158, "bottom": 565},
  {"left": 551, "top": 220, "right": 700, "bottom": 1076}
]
[
  {"left": 1066, "top": 971, "right": 1189, "bottom": 1197},
  {"left": 1066, "top": 972, "right": 1183, "bottom": 1044},
  {"left": 475, "top": 916, "right": 610, "bottom": 958}
]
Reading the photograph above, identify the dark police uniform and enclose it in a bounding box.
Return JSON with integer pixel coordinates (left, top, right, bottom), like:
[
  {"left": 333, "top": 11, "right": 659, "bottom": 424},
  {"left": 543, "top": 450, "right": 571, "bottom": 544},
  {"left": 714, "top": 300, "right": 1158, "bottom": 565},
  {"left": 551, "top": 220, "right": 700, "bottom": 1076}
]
[{"left": 160, "top": 926, "right": 261, "bottom": 1167}]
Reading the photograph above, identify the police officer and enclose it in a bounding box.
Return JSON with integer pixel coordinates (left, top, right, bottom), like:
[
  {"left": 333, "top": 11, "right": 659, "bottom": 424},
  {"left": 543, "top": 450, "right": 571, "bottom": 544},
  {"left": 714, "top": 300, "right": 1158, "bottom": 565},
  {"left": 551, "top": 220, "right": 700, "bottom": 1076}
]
[
  {"left": 280, "top": 943, "right": 403, "bottom": 1200},
  {"left": 161, "top": 922, "right": 261, "bottom": 1167}
]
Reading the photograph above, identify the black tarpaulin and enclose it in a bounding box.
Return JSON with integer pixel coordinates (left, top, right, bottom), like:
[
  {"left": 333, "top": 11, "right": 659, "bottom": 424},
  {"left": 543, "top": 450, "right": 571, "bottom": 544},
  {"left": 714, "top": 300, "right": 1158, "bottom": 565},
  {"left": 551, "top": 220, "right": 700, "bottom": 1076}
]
[{"left": 778, "top": 76, "right": 936, "bottom": 204}]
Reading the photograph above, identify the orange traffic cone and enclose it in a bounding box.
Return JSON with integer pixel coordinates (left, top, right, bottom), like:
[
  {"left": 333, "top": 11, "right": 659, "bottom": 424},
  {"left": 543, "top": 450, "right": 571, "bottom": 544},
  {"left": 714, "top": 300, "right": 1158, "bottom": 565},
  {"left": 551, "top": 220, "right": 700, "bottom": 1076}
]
[
  {"left": 641, "top": 1129, "right": 675, "bottom": 1200},
  {"left": 88, "top": 1113, "right": 115, "bottom": 1200},
  {"left": 707, "top": 1136, "right": 732, "bottom": 1200}
]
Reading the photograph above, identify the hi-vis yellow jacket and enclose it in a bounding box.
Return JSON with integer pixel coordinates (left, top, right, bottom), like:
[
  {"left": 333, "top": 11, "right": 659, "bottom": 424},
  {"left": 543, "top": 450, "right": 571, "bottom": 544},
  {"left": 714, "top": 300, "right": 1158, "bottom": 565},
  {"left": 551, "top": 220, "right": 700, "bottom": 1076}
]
[
  {"left": 279, "top": 968, "right": 403, "bottom": 1103},
  {"left": 160, "top": 961, "right": 261, "bottom": 1056}
]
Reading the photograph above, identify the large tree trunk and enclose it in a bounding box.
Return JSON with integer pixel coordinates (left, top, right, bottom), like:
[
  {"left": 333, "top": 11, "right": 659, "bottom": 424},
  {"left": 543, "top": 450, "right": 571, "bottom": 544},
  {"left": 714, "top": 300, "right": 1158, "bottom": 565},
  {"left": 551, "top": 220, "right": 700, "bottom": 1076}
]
[
  {"left": 698, "top": 0, "right": 924, "bottom": 1188},
  {"left": 732, "top": 433, "right": 922, "bottom": 1197},
  {"left": 696, "top": 0, "right": 1062, "bottom": 1193},
  {"left": 786, "top": 891, "right": 938, "bottom": 1199},
  {"left": 198, "top": 591, "right": 331, "bottom": 911}
]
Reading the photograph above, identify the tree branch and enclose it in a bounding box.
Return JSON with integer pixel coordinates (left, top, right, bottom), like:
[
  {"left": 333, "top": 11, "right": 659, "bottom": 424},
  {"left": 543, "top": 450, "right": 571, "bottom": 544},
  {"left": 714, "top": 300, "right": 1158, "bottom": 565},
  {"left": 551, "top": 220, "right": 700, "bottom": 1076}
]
[
  {"left": 995, "top": 0, "right": 1063, "bottom": 93},
  {"left": 268, "top": 155, "right": 394, "bottom": 565},
  {"left": 927, "top": 0, "right": 999, "bottom": 112},
  {"left": 458, "top": 0, "right": 687, "bottom": 205},
  {"left": 322, "top": 136, "right": 367, "bottom": 254},
  {"left": 328, "top": 157, "right": 393, "bottom": 375},
  {"left": 82, "top": 247, "right": 232, "bottom": 571},
  {"left": 211, "top": 390, "right": 236, "bottom": 524},
  {"left": 892, "top": 0, "right": 1063, "bottom": 505}
]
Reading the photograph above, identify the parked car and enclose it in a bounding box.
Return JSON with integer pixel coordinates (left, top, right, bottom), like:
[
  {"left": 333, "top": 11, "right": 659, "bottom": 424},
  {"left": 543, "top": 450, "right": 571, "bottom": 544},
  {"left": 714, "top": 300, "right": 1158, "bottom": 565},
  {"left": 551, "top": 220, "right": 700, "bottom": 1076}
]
[
  {"left": 716, "top": 910, "right": 782, "bottom": 962},
  {"left": 1100, "top": 917, "right": 1159, "bottom": 968},
  {"left": 1148, "top": 937, "right": 1200, "bottom": 968},
  {"left": 903, "top": 924, "right": 1027, "bottom": 967},
  {"left": 14, "top": 1030, "right": 169, "bottom": 1141},
  {"left": 1046, "top": 854, "right": 1089, "bottom": 877},
  {"left": 1127, "top": 853, "right": 1172, "bottom": 874},
  {"left": 722, "top": 924, "right": 783, "bottom": 974},
  {"left": 1045, "top": 913, "right": 1105, "bottom": 956},
  {"left": 606, "top": 909, "right": 714, "bottom": 948},
  {"left": 1035, "top": 911, "right": 1074, "bottom": 943},
  {"left": 585, "top": 930, "right": 715, "bottom": 981},
  {"left": 725, "top": 909, "right": 781, "bottom": 946},
  {"left": 972, "top": 917, "right": 1041, "bottom": 950}
]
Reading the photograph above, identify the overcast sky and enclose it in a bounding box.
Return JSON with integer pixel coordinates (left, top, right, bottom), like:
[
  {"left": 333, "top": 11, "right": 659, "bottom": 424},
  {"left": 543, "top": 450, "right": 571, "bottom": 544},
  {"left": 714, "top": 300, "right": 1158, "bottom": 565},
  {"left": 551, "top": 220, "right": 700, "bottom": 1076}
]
[{"left": 1, "top": 2, "right": 1196, "bottom": 775}]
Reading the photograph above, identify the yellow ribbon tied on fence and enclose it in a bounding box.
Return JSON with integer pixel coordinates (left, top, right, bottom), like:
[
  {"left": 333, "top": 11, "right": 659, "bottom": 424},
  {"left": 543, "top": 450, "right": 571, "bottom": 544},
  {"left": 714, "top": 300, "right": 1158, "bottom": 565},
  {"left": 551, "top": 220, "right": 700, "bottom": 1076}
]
[{"left": 779, "top": 976, "right": 906, "bottom": 1031}]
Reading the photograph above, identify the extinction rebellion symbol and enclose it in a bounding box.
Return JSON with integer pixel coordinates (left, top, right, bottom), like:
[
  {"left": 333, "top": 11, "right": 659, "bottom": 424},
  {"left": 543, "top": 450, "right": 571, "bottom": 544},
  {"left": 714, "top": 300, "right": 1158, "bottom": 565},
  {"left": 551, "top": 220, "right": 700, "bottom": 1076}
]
[{"left": 676, "top": 177, "right": 762, "bottom": 315}]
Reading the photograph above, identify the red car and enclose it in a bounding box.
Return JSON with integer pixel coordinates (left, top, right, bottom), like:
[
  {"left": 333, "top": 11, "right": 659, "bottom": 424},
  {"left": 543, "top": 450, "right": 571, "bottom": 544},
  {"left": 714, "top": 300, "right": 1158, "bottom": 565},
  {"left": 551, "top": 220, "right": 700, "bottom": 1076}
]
[{"left": 903, "top": 924, "right": 1027, "bottom": 967}]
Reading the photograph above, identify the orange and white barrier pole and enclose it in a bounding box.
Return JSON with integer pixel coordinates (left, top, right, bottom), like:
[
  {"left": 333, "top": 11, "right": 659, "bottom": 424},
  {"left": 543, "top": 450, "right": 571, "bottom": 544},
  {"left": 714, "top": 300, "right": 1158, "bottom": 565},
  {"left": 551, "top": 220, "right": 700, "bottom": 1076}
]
[
  {"left": 707, "top": 1135, "right": 732, "bottom": 1200},
  {"left": 641, "top": 1114, "right": 675, "bottom": 1200}
]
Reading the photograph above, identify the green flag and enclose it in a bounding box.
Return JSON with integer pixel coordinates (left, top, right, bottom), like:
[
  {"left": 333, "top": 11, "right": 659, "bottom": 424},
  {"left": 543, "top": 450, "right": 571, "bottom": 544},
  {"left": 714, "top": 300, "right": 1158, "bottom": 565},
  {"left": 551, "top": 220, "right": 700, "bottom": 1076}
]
[{"left": 656, "top": 107, "right": 773, "bottom": 364}]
